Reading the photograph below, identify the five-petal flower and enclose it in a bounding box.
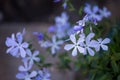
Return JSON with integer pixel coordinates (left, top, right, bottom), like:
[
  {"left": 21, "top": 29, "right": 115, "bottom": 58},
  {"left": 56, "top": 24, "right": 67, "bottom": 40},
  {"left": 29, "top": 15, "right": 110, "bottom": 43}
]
[
  {"left": 64, "top": 34, "right": 84, "bottom": 56},
  {"left": 5, "top": 32, "right": 29, "bottom": 58}
]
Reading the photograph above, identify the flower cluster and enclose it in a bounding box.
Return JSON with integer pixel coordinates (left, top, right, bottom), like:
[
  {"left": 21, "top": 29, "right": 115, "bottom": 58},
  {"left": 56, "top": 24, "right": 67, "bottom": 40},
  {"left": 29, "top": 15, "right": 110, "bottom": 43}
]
[
  {"left": 5, "top": 31, "right": 51, "bottom": 80},
  {"left": 4, "top": 2, "right": 112, "bottom": 80},
  {"left": 64, "top": 4, "right": 111, "bottom": 56}
]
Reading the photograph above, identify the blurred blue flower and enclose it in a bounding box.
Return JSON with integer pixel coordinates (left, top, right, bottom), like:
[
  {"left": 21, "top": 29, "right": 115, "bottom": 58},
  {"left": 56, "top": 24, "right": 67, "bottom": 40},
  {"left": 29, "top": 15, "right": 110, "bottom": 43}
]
[
  {"left": 5, "top": 32, "right": 29, "bottom": 58},
  {"left": 84, "top": 4, "right": 102, "bottom": 22},
  {"left": 96, "top": 38, "right": 110, "bottom": 51},
  {"left": 49, "top": 35, "right": 64, "bottom": 54},
  {"left": 55, "top": 12, "right": 70, "bottom": 38},
  {"left": 19, "top": 59, "right": 32, "bottom": 72},
  {"left": 16, "top": 71, "right": 37, "bottom": 80},
  {"left": 25, "top": 49, "right": 40, "bottom": 65},
  {"left": 99, "top": 7, "right": 111, "bottom": 18},
  {"left": 35, "top": 68, "right": 51, "bottom": 80}
]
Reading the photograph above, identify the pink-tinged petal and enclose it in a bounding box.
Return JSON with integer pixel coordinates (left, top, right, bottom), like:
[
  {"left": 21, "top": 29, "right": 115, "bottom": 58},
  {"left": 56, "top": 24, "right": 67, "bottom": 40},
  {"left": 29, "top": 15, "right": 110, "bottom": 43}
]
[
  {"left": 70, "top": 34, "right": 76, "bottom": 44},
  {"left": 101, "top": 45, "right": 108, "bottom": 51},
  {"left": 102, "top": 38, "right": 110, "bottom": 44},
  {"left": 64, "top": 44, "right": 74, "bottom": 51},
  {"left": 29, "top": 71, "right": 37, "bottom": 78},
  {"left": 77, "top": 46, "right": 84, "bottom": 53},
  {"left": 87, "top": 48, "right": 95, "bottom": 56},
  {"left": 72, "top": 47, "right": 77, "bottom": 56},
  {"left": 20, "top": 48, "right": 26, "bottom": 58}
]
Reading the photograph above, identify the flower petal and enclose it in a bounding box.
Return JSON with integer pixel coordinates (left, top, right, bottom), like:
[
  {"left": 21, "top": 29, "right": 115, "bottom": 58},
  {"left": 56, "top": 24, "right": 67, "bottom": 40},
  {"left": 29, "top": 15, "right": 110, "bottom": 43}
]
[
  {"left": 70, "top": 34, "right": 76, "bottom": 44},
  {"left": 77, "top": 46, "right": 84, "bottom": 53},
  {"left": 101, "top": 45, "right": 108, "bottom": 51},
  {"left": 102, "top": 38, "right": 110, "bottom": 44},
  {"left": 20, "top": 48, "right": 26, "bottom": 58},
  {"left": 64, "top": 44, "right": 74, "bottom": 51},
  {"left": 22, "top": 42, "right": 29, "bottom": 48},
  {"left": 16, "top": 73, "right": 25, "bottom": 79},
  {"left": 72, "top": 47, "right": 77, "bottom": 56},
  {"left": 87, "top": 48, "right": 95, "bottom": 56},
  {"left": 86, "top": 33, "right": 95, "bottom": 45},
  {"left": 29, "top": 71, "right": 37, "bottom": 78}
]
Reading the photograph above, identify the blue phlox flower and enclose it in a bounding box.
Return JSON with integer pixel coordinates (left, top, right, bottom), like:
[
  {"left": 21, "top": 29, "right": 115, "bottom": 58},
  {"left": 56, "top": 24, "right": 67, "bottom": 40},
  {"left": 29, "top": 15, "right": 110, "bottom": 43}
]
[
  {"left": 99, "top": 7, "right": 111, "bottom": 18},
  {"left": 95, "top": 38, "right": 110, "bottom": 51},
  {"left": 39, "top": 41, "right": 51, "bottom": 48},
  {"left": 55, "top": 12, "right": 69, "bottom": 26},
  {"left": 54, "top": 12, "right": 71, "bottom": 38},
  {"left": 49, "top": 35, "right": 64, "bottom": 54},
  {"left": 35, "top": 68, "right": 51, "bottom": 80},
  {"left": 80, "top": 33, "right": 96, "bottom": 56},
  {"left": 84, "top": 4, "right": 102, "bottom": 22},
  {"left": 16, "top": 71, "right": 37, "bottom": 80},
  {"left": 64, "top": 34, "right": 85, "bottom": 56},
  {"left": 5, "top": 32, "right": 29, "bottom": 58},
  {"left": 19, "top": 59, "right": 32, "bottom": 72},
  {"left": 26, "top": 49, "right": 40, "bottom": 65}
]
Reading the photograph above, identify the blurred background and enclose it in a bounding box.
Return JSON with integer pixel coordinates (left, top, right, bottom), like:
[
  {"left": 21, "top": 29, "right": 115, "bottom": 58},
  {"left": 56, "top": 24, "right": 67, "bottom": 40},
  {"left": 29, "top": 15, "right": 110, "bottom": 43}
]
[{"left": 0, "top": 0, "right": 120, "bottom": 80}]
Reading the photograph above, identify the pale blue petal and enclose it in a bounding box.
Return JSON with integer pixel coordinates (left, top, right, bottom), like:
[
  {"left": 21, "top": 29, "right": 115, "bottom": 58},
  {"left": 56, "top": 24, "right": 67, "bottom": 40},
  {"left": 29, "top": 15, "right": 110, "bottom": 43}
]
[
  {"left": 70, "top": 34, "right": 76, "bottom": 44},
  {"left": 101, "top": 45, "right": 108, "bottom": 51},
  {"left": 22, "top": 42, "right": 29, "bottom": 48},
  {"left": 29, "top": 71, "right": 37, "bottom": 78},
  {"left": 20, "top": 47, "right": 26, "bottom": 58},
  {"left": 86, "top": 33, "right": 95, "bottom": 45},
  {"left": 16, "top": 73, "right": 25, "bottom": 79},
  {"left": 72, "top": 47, "right": 77, "bottom": 56},
  {"left": 26, "top": 49, "right": 32, "bottom": 56},
  {"left": 88, "top": 48, "right": 95, "bottom": 56},
  {"left": 64, "top": 44, "right": 74, "bottom": 50},
  {"left": 77, "top": 46, "right": 84, "bottom": 53},
  {"left": 102, "top": 38, "right": 110, "bottom": 44}
]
